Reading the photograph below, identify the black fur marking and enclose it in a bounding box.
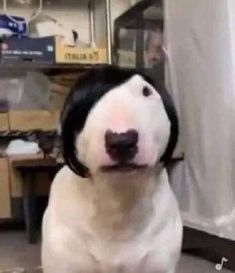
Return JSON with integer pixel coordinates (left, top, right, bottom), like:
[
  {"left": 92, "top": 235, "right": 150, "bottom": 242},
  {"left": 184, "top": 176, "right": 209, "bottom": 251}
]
[
  {"left": 60, "top": 66, "right": 178, "bottom": 177},
  {"left": 156, "top": 85, "right": 179, "bottom": 166}
]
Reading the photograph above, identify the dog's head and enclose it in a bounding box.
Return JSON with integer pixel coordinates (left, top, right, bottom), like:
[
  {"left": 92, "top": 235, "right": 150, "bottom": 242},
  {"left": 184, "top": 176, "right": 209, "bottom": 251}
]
[{"left": 61, "top": 66, "right": 178, "bottom": 178}]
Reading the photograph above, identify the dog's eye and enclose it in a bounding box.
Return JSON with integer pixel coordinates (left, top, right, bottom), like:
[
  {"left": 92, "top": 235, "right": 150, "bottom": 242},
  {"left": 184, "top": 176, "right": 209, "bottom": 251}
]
[{"left": 142, "top": 87, "right": 152, "bottom": 97}]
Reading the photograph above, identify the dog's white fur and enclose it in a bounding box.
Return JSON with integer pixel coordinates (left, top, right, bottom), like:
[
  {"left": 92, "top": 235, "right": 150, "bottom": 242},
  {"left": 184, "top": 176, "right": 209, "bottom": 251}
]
[{"left": 42, "top": 75, "right": 183, "bottom": 273}]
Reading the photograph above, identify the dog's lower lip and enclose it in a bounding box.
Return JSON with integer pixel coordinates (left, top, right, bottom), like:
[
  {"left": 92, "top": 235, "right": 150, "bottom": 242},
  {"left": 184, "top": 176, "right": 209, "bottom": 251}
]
[{"left": 101, "top": 163, "right": 147, "bottom": 172}]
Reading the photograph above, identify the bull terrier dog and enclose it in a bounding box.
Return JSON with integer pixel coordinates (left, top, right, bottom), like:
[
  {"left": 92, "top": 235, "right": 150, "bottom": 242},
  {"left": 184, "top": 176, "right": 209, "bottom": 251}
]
[{"left": 42, "top": 66, "right": 182, "bottom": 273}]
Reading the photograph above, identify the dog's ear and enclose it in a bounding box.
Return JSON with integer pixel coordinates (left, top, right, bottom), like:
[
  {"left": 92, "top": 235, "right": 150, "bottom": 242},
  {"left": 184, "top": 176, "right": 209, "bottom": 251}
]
[
  {"left": 60, "top": 85, "right": 90, "bottom": 178},
  {"left": 141, "top": 75, "right": 179, "bottom": 165},
  {"left": 157, "top": 87, "right": 179, "bottom": 165},
  {"left": 60, "top": 68, "right": 108, "bottom": 178}
]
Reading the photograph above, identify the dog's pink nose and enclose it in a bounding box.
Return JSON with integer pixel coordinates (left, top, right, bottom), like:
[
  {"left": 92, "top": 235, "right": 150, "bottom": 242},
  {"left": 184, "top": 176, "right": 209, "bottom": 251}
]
[{"left": 105, "top": 129, "right": 138, "bottom": 162}]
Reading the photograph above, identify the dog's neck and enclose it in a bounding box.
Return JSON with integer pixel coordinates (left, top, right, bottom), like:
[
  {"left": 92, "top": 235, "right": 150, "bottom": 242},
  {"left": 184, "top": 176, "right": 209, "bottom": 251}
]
[
  {"left": 73, "top": 167, "right": 166, "bottom": 241},
  {"left": 92, "top": 169, "right": 156, "bottom": 211}
]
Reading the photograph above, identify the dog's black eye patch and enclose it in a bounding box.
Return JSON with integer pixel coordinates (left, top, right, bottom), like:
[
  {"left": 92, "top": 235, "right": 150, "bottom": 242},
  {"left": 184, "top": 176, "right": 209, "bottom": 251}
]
[{"left": 143, "top": 86, "right": 152, "bottom": 97}]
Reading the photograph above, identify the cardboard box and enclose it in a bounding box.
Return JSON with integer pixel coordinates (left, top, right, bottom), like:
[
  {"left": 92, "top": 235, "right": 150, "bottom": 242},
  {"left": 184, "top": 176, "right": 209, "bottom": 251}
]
[
  {"left": 0, "top": 113, "right": 9, "bottom": 131},
  {"left": 55, "top": 36, "right": 107, "bottom": 64},
  {"left": 0, "top": 158, "right": 11, "bottom": 218},
  {"left": 9, "top": 110, "right": 60, "bottom": 131},
  {"left": 50, "top": 81, "right": 70, "bottom": 110},
  {"left": 0, "top": 36, "right": 55, "bottom": 64}
]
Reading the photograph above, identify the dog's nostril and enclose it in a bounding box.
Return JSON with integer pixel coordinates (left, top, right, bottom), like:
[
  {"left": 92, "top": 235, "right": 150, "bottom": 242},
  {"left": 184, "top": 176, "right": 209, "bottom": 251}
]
[{"left": 105, "top": 129, "right": 138, "bottom": 162}]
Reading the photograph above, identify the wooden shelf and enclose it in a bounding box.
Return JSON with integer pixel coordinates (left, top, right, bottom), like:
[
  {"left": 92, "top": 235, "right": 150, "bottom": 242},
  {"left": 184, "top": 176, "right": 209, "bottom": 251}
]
[
  {"left": 0, "top": 62, "right": 108, "bottom": 74},
  {"left": 0, "top": 130, "right": 57, "bottom": 140}
]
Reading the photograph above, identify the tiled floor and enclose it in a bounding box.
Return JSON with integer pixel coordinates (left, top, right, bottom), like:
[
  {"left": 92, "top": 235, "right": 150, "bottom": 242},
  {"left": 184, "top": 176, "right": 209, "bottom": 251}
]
[
  {"left": 177, "top": 255, "right": 233, "bottom": 273},
  {"left": 0, "top": 231, "right": 234, "bottom": 273},
  {"left": 0, "top": 231, "right": 40, "bottom": 272}
]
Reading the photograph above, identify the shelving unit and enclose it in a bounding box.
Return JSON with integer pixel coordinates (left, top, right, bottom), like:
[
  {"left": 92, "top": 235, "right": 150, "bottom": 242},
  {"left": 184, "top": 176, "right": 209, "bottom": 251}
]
[
  {"left": 0, "top": 0, "right": 113, "bottom": 135},
  {"left": 0, "top": 0, "right": 113, "bottom": 221},
  {"left": 0, "top": 129, "right": 56, "bottom": 140},
  {"left": 0, "top": 0, "right": 112, "bottom": 65}
]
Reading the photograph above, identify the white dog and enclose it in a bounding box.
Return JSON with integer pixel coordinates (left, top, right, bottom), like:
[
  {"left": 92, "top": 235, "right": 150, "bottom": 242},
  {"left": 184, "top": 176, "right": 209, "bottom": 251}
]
[{"left": 42, "top": 66, "right": 182, "bottom": 273}]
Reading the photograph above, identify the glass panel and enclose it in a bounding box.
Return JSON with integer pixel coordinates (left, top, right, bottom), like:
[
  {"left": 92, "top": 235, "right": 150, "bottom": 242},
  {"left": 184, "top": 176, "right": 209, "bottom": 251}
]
[
  {"left": 144, "top": 26, "right": 164, "bottom": 68},
  {"left": 114, "top": 1, "right": 164, "bottom": 72}
]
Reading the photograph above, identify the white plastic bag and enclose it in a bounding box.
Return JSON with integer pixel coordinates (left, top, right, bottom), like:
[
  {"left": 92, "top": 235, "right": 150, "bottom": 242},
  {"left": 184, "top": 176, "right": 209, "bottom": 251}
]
[{"left": 6, "top": 139, "right": 40, "bottom": 155}]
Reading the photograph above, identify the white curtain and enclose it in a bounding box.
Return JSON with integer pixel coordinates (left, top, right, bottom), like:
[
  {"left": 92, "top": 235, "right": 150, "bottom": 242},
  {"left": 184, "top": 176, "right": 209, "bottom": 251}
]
[{"left": 165, "top": 0, "right": 235, "bottom": 240}]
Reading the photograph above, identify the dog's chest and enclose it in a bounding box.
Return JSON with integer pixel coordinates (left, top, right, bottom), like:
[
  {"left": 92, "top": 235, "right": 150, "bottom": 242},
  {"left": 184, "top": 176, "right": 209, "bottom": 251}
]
[
  {"left": 61, "top": 214, "right": 181, "bottom": 273},
  {"left": 64, "top": 239, "right": 168, "bottom": 273},
  {"left": 42, "top": 168, "right": 182, "bottom": 273}
]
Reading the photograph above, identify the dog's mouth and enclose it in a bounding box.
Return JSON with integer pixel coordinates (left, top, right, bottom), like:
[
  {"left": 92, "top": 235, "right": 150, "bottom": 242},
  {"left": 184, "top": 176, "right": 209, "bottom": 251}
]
[{"left": 101, "top": 163, "right": 147, "bottom": 173}]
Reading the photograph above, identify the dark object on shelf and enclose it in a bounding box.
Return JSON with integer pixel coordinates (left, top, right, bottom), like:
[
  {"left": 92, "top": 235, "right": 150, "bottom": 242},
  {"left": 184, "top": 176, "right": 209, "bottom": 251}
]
[
  {"left": 37, "top": 132, "right": 55, "bottom": 158},
  {"left": 0, "top": 14, "right": 27, "bottom": 36},
  {"left": 0, "top": 36, "right": 55, "bottom": 64},
  {"left": 114, "top": 0, "right": 164, "bottom": 85}
]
